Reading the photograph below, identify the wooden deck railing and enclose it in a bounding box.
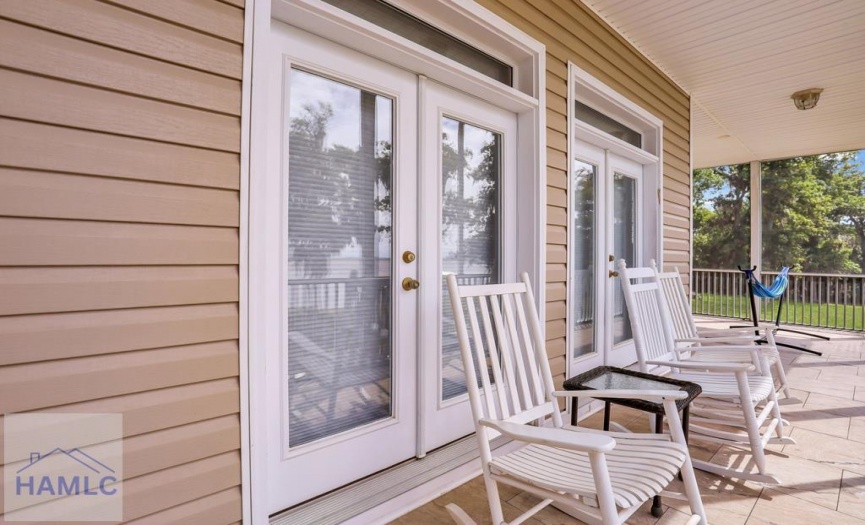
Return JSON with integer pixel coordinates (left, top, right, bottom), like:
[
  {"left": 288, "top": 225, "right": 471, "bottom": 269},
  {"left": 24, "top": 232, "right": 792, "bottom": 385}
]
[{"left": 692, "top": 268, "right": 865, "bottom": 331}]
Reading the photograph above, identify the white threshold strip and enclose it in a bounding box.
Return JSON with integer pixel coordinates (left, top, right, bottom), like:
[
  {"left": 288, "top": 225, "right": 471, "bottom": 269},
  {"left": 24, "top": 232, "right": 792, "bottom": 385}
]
[{"left": 270, "top": 435, "right": 511, "bottom": 525}]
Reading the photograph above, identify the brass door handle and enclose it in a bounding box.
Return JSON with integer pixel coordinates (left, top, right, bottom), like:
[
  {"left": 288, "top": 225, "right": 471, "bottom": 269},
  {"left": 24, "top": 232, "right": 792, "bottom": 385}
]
[
  {"left": 402, "top": 277, "right": 420, "bottom": 291},
  {"left": 608, "top": 270, "right": 619, "bottom": 278}
]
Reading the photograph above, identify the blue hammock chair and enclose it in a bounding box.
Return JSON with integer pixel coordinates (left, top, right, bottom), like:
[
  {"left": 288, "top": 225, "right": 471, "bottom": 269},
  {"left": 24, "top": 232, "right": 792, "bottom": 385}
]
[
  {"left": 735, "top": 265, "right": 826, "bottom": 355},
  {"left": 744, "top": 266, "right": 789, "bottom": 299}
]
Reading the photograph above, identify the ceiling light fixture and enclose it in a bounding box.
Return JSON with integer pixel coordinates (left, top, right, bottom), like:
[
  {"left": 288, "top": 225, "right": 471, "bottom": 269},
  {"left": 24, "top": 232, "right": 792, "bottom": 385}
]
[{"left": 791, "top": 88, "right": 823, "bottom": 110}]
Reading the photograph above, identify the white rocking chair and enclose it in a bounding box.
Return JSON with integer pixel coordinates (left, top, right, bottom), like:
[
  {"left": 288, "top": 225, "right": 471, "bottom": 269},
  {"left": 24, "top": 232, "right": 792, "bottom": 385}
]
[
  {"left": 649, "top": 260, "right": 791, "bottom": 399},
  {"left": 619, "top": 261, "right": 795, "bottom": 485},
  {"left": 444, "top": 273, "right": 707, "bottom": 525}
]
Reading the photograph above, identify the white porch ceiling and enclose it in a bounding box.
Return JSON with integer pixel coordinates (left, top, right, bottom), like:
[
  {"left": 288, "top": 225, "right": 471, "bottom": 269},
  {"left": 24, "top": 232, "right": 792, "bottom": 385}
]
[{"left": 581, "top": 0, "right": 865, "bottom": 168}]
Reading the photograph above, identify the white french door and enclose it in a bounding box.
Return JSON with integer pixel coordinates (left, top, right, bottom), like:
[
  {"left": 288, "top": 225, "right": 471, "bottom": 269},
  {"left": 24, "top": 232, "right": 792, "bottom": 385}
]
[
  {"left": 419, "top": 81, "right": 517, "bottom": 453},
  {"left": 605, "top": 153, "right": 642, "bottom": 367},
  {"left": 570, "top": 143, "right": 641, "bottom": 373},
  {"left": 256, "top": 24, "right": 518, "bottom": 514},
  {"left": 260, "top": 25, "right": 419, "bottom": 512}
]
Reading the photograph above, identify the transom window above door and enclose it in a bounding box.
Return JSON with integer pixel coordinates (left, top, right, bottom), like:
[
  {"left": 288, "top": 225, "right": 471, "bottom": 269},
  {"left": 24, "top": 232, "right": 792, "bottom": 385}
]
[
  {"left": 575, "top": 101, "right": 642, "bottom": 148},
  {"left": 320, "top": 0, "right": 514, "bottom": 86}
]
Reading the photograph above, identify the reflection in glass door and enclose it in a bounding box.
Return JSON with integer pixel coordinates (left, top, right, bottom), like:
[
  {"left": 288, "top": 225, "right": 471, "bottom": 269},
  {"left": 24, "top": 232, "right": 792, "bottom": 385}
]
[
  {"left": 571, "top": 159, "right": 597, "bottom": 361},
  {"left": 440, "top": 117, "right": 501, "bottom": 401},
  {"left": 611, "top": 172, "right": 636, "bottom": 346},
  {"left": 286, "top": 68, "right": 395, "bottom": 446}
]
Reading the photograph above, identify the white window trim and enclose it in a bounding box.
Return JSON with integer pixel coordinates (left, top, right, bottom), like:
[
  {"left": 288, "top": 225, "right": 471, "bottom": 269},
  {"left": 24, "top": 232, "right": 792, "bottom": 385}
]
[
  {"left": 569, "top": 64, "right": 663, "bottom": 157},
  {"left": 239, "top": 1, "right": 257, "bottom": 524},
  {"left": 565, "top": 62, "right": 664, "bottom": 379},
  {"left": 243, "top": 1, "right": 546, "bottom": 522}
]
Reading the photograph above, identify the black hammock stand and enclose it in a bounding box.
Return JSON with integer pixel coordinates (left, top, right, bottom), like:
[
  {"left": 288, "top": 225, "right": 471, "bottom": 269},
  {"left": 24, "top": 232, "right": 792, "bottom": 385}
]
[{"left": 730, "top": 265, "right": 826, "bottom": 356}]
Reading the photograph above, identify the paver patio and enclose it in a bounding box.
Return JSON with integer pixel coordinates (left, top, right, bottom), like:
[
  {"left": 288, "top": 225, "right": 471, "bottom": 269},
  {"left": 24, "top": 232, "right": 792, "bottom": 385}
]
[{"left": 393, "top": 320, "right": 865, "bottom": 524}]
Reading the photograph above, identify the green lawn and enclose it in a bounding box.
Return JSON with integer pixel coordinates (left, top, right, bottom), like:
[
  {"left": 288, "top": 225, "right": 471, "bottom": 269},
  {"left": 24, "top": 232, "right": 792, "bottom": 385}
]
[{"left": 692, "top": 293, "right": 865, "bottom": 331}]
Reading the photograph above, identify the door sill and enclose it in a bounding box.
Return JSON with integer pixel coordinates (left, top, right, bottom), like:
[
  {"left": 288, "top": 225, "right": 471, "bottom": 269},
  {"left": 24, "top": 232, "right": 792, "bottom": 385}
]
[{"left": 269, "top": 435, "right": 511, "bottom": 525}]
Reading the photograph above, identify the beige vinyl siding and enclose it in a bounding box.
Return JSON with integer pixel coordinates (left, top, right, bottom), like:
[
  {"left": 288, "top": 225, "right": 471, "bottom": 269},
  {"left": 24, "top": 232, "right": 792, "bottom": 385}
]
[
  {"left": 477, "top": 0, "right": 692, "bottom": 386},
  {"left": 0, "top": 0, "right": 243, "bottom": 522}
]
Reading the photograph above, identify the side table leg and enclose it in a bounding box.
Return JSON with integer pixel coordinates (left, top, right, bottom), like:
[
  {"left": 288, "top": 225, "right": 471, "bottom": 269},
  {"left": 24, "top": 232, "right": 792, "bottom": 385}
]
[
  {"left": 683, "top": 406, "right": 690, "bottom": 443},
  {"left": 571, "top": 398, "right": 578, "bottom": 426},
  {"left": 603, "top": 401, "right": 611, "bottom": 431},
  {"left": 677, "top": 407, "right": 690, "bottom": 482},
  {"left": 651, "top": 412, "right": 665, "bottom": 518}
]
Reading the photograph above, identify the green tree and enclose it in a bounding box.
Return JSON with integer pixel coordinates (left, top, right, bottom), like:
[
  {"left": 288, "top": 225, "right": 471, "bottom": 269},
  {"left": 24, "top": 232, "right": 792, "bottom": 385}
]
[
  {"left": 692, "top": 164, "right": 751, "bottom": 269},
  {"left": 694, "top": 151, "right": 865, "bottom": 274},
  {"left": 826, "top": 152, "right": 865, "bottom": 272},
  {"left": 762, "top": 154, "right": 859, "bottom": 273}
]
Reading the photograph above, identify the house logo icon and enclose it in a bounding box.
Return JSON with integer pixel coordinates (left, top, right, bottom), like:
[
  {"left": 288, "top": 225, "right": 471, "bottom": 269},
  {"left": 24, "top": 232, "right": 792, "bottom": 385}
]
[
  {"left": 16, "top": 448, "right": 119, "bottom": 497},
  {"left": 4, "top": 413, "right": 123, "bottom": 522}
]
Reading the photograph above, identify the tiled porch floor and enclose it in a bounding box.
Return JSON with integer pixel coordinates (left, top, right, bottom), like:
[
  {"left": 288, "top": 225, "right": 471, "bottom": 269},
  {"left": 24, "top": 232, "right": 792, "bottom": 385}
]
[{"left": 393, "top": 322, "right": 865, "bottom": 524}]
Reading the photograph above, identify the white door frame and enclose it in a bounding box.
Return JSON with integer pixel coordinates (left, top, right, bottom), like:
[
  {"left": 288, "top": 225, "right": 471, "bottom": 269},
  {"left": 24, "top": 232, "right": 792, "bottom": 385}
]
[
  {"left": 243, "top": 1, "right": 546, "bottom": 522},
  {"left": 566, "top": 62, "right": 664, "bottom": 379}
]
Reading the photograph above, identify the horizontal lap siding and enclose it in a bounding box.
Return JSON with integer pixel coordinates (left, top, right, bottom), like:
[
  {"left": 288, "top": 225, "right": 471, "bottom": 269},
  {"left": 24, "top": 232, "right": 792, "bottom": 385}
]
[
  {"left": 0, "top": 0, "right": 243, "bottom": 522},
  {"left": 478, "top": 0, "right": 691, "bottom": 385}
]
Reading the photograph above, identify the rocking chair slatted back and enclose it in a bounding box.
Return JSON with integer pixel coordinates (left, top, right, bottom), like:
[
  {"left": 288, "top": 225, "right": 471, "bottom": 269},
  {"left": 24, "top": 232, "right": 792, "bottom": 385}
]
[
  {"left": 650, "top": 261, "right": 699, "bottom": 340},
  {"left": 617, "top": 262, "right": 679, "bottom": 369},
  {"left": 447, "top": 273, "right": 561, "bottom": 431}
]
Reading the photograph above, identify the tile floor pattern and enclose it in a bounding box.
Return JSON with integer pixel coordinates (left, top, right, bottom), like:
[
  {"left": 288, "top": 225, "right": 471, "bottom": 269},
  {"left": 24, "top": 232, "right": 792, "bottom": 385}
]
[{"left": 392, "top": 323, "right": 865, "bottom": 524}]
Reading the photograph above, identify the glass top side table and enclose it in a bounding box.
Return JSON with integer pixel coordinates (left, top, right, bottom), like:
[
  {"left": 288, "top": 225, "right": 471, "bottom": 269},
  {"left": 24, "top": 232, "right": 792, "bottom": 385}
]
[{"left": 563, "top": 366, "right": 702, "bottom": 422}]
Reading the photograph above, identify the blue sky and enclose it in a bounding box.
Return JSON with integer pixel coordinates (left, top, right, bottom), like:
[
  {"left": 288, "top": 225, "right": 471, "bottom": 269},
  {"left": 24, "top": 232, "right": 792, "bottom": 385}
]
[{"left": 857, "top": 150, "right": 865, "bottom": 169}]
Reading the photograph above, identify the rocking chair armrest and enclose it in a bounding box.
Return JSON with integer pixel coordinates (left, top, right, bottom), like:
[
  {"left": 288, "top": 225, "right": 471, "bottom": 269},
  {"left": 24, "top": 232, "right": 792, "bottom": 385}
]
[
  {"left": 675, "top": 335, "right": 761, "bottom": 344},
  {"left": 675, "top": 345, "right": 762, "bottom": 354},
  {"left": 682, "top": 345, "right": 777, "bottom": 360},
  {"left": 552, "top": 389, "right": 688, "bottom": 402},
  {"left": 647, "top": 359, "right": 756, "bottom": 372},
  {"left": 696, "top": 326, "right": 770, "bottom": 336},
  {"left": 478, "top": 419, "right": 616, "bottom": 453}
]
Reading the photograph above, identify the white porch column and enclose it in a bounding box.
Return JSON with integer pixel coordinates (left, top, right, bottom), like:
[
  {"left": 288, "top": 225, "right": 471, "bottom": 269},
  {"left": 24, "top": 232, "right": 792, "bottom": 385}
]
[{"left": 750, "top": 160, "right": 762, "bottom": 277}]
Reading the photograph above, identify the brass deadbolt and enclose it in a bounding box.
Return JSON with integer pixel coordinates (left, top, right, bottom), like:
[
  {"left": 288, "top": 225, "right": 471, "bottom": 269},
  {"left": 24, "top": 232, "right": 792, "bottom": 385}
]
[
  {"left": 402, "top": 277, "right": 420, "bottom": 291},
  {"left": 402, "top": 251, "right": 416, "bottom": 263}
]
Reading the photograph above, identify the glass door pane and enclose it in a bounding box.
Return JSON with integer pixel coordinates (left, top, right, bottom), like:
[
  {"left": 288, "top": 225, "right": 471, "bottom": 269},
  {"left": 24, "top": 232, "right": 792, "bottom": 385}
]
[
  {"left": 440, "top": 117, "right": 501, "bottom": 400},
  {"left": 572, "top": 160, "right": 597, "bottom": 359},
  {"left": 612, "top": 172, "right": 636, "bottom": 345},
  {"left": 286, "top": 69, "right": 394, "bottom": 446}
]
